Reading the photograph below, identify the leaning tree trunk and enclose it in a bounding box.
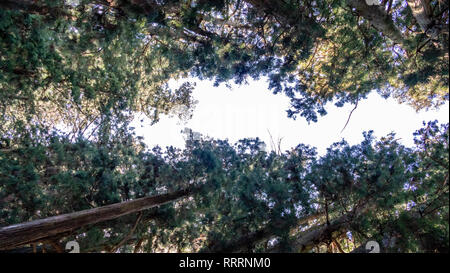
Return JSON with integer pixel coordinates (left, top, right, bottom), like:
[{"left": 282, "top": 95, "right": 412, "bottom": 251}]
[
  {"left": 202, "top": 212, "right": 325, "bottom": 253},
  {"left": 0, "top": 185, "right": 201, "bottom": 250},
  {"left": 272, "top": 212, "right": 352, "bottom": 253},
  {"left": 346, "top": 0, "right": 408, "bottom": 48},
  {"left": 268, "top": 204, "right": 373, "bottom": 253},
  {"left": 406, "top": 0, "right": 441, "bottom": 40}
]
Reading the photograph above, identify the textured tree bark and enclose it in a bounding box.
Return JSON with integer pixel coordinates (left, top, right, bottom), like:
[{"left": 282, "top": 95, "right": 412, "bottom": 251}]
[
  {"left": 346, "top": 0, "right": 408, "bottom": 48},
  {"left": 406, "top": 0, "right": 441, "bottom": 39},
  {"left": 276, "top": 213, "right": 351, "bottom": 253},
  {"left": 269, "top": 204, "right": 373, "bottom": 253},
  {"left": 0, "top": 186, "right": 201, "bottom": 250},
  {"left": 202, "top": 212, "right": 325, "bottom": 253}
]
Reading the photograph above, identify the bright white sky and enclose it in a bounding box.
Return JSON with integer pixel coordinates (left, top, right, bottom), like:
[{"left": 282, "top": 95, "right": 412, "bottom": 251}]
[{"left": 133, "top": 78, "right": 449, "bottom": 156}]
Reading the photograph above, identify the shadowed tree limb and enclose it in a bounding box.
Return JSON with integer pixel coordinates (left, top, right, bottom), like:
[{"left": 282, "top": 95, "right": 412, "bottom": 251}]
[
  {"left": 201, "top": 212, "right": 325, "bottom": 253},
  {"left": 346, "top": 0, "right": 408, "bottom": 48},
  {"left": 341, "top": 101, "right": 358, "bottom": 133},
  {"left": 0, "top": 185, "right": 203, "bottom": 250},
  {"left": 109, "top": 212, "right": 143, "bottom": 253}
]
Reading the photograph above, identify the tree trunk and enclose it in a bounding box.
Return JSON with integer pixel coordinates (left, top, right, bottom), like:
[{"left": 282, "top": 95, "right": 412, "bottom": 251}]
[
  {"left": 347, "top": 0, "right": 408, "bottom": 48},
  {"left": 270, "top": 204, "right": 372, "bottom": 253},
  {"left": 406, "top": 0, "right": 441, "bottom": 39},
  {"left": 0, "top": 186, "right": 200, "bottom": 250},
  {"left": 202, "top": 212, "right": 325, "bottom": 253},
  {"left": 278, "top": 213, "right": 351, "bottom": 253}
]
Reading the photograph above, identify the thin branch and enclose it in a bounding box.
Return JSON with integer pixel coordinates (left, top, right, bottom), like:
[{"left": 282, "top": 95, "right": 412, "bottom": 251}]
[
  {"left": 341, "top": 100, "right": 359, "bottom": 133},
  {"left": 110, "top": 212, "right": 143, "bottom": 253},
  {"left": 277, "top": 136, "right": 284, "bottom": 155},
  {"left": 267, "top": 129, "right": 276, "bottom": 153}
]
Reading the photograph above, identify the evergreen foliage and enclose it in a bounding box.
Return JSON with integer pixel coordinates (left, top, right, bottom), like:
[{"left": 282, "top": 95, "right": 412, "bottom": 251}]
[
  {"left": 0, "top": 122, "right": 447, "bottom": 252},
  {"left": 0, "top": 0, "right": 448, "bottom": 253}
]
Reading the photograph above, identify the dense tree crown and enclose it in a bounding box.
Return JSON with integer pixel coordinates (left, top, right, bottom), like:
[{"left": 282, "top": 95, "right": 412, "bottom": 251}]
[
  {"left": 0, "top": 0, "right": 448, "bottom": 253},
  {"left": 0, "top": 122, "right": 448, "bottom": 252},
  {"left": 1, "top": 0, "right": 448, "bottom": 129}
]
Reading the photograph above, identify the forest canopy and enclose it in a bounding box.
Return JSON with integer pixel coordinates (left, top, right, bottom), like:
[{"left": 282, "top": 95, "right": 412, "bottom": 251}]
[{"left": 0, "top": 0, "right": 448, "bottom": 253}]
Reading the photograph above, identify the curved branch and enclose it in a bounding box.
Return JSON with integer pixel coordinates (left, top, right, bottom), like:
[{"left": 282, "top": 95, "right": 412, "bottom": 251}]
[{"left": 341, "top": 100, "right": 359, "bottom": 133}]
